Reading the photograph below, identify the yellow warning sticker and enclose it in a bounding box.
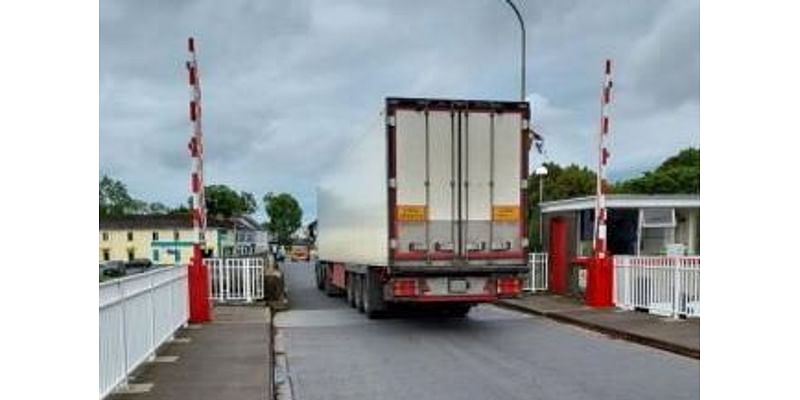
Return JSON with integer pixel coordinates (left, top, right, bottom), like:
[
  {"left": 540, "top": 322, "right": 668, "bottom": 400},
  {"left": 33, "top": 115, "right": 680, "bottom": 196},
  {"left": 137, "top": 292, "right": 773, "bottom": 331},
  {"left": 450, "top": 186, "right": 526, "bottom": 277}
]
[
  {"left": 492, "top": 205, "right": 520, "bottom": 222},
  {"left": 396, "top": 205, "right": 428, "bottom": 222}
]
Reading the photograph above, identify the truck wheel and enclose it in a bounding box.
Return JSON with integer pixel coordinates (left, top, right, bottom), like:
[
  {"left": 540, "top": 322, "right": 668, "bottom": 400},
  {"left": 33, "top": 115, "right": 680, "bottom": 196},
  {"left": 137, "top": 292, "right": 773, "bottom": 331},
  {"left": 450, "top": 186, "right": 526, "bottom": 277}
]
[
  {"left": 324, "top": 266, "right": 337, "bottom": 297},
  {"left": 346, "top": 272, "right": 355, "bottom": 307},
  {"left": 362, "top": 269, "right": 385, "bottom": 319},
  {"left": 315, "top": 263, "right": 324, "bottom": 290},
  {"left": 355, "top": 274, "right": 364, "bottom": 313}
]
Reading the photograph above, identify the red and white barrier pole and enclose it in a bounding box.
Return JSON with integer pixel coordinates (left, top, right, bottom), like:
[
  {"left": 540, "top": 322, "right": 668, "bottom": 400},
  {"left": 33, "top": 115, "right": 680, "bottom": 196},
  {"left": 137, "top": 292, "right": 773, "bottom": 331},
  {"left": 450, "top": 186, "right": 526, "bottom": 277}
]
[
  {"left": 587, "top": 59, "right": 614, "bottom": 307},
  {"left": 186, "top": 37, "right": 212, "bottom": 322}
]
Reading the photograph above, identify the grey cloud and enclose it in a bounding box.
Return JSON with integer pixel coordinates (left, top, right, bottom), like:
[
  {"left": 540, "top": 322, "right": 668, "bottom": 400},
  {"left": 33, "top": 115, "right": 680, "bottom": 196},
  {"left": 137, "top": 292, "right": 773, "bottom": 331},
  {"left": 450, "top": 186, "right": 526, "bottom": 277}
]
[{"left": 101, "top": 0, "right": 698, "bottom": 220}]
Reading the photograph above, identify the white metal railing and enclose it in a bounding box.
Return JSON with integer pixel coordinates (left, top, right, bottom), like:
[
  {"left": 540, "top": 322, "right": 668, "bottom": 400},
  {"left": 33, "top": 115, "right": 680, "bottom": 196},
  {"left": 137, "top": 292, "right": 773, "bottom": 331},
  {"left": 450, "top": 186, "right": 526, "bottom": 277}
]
[
  {"left": 99, "top": 265, "right": 188, "bottom": 399},
  {"left": 525, "top": 253, "right": 549, "bottom": 292},
  {"left": 613, "top": 255, "right": 700, "bottom": 318},
  {"left": 206, "top": 257, "right": 265, "bottom": 303}
]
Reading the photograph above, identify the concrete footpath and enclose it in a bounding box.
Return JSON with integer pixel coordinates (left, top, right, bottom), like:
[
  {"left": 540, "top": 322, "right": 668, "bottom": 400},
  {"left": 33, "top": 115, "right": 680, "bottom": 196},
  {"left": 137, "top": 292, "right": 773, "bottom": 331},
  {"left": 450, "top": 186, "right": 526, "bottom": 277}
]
[
  {"left": 110, "top": 306, "right": 273, "bottom": 400},
  {"left": 498, "top": 294, "right": 700, "bottom": 359}
]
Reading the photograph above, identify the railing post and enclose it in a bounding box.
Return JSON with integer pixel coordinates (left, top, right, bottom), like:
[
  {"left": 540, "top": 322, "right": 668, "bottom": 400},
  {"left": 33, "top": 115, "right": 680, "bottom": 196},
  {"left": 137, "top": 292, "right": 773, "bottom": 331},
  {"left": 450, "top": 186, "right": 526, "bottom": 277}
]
[
  {"left": 245, "top": 258, "right": 253, "bottom": 303},
  {"left": 672, "top": 256, "right": 680, "bottom": 319},
  {"left": 149, "top": 272, "right": 156, "bottom": 361},
  {"left": 119, "top": 279, "right": 129, "bottom": 389}
]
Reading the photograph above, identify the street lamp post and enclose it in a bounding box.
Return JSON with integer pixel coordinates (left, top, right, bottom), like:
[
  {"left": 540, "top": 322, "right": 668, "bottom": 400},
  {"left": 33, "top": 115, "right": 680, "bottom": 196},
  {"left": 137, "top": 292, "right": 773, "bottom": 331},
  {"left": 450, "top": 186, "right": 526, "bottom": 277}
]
[
  {"left": 503, "top": 0, "right": 526, "bottom": 101},
  {"left": 534, "top": 166, "right": 548, "bottom": 247}
]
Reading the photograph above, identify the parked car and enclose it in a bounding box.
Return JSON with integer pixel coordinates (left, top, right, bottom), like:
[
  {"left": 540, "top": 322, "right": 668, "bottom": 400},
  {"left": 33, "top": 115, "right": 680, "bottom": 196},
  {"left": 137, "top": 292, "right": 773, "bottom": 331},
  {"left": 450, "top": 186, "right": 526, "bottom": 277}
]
[
  {"left": 125, "top": 259, "right": 153, "bottom": 275},
  {"left": 100, "top": 260, "right": 126, "bottom": 278}
]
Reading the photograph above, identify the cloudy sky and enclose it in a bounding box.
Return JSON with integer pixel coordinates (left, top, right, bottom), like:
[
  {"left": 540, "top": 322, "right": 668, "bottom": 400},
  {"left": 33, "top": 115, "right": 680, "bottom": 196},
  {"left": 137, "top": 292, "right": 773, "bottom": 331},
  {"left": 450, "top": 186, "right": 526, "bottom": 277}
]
[{"left": 100, "top": 0, "right": 699, "bottom": 222}]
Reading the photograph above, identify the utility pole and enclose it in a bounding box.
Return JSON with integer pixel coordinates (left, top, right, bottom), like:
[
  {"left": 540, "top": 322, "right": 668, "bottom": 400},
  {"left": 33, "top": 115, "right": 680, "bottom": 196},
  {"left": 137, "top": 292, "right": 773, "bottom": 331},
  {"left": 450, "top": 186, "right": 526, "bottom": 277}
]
[{"left": 503, "top": 0, "right": 526, "bottom": 100}]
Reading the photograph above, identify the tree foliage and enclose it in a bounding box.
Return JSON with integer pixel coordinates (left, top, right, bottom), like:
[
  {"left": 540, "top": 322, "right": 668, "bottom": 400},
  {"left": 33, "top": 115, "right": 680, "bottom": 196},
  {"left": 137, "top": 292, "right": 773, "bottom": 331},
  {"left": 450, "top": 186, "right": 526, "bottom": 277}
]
[
  {"left": 204, "top": 185, "right": 258, "bottom": 218},
  {"left": 263, "top": 192, "right": 303, "bottom": 245},
  {"left": 525, "top": 148, "right": 700, "bottom": 248},
  {"left": 614, "top": 148, "right": 699, "bottom": 194},
  {"left": 99, "top": 175, "right": 146, "bottom": 217}
]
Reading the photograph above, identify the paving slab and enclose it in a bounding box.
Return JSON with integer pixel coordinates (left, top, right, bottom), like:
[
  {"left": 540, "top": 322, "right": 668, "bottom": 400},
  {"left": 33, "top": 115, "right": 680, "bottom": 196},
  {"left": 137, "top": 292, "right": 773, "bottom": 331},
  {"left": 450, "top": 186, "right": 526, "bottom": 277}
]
[
  {"left": 108, "top": 306, "right": 271, "bottom": 400},
  {"left": 498, "top": 294, "right": 700, "bottom": 358}
]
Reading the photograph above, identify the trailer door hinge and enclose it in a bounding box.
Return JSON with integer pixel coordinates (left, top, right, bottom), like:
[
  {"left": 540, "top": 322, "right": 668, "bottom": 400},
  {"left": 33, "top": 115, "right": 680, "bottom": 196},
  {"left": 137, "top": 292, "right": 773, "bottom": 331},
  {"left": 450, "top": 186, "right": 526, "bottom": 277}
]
[
  {"left": 520, "top": 179, "right": 528, "bottom": 189},
  {"left": 521, "top": 119, "right": 530, "bottom": 131},
  {"left": 386, "top": 115, "right": 396, "bottom": 127},
  {"left": 388, "top": 178, "right": 397, "bottom": 188}
]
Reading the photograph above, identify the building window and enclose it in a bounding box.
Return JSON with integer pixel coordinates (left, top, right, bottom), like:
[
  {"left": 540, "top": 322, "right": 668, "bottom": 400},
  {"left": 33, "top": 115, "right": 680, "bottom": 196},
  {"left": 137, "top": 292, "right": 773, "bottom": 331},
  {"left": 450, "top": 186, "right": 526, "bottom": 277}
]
[
  {"left": 127, "top": 231, "right": 133, "bottom": 241},
  {"left": 152, "top": 249, "right": 160, "bottom": 262},
  {"left": 102, "top": 232, "right": 109, "bottom": 241},
  {"left": 102, "top": 249, "right": 110, "bottom": 261},
  {"left": 127, "top": 249, "right": 135, "bottom": 261},
  {"left": 173, "top": 231, "right": 180, "bottom": 240},
  {"left": 152, "top": 231, "right": 159, "bottom": 241}
]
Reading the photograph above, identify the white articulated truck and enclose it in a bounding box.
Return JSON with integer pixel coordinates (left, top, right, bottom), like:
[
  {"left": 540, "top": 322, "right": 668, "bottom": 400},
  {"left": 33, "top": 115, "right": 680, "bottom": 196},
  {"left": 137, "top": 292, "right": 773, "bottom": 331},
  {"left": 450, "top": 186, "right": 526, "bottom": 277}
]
[{"left": 315, "top": 97, "right": 531, "bottom": 318}]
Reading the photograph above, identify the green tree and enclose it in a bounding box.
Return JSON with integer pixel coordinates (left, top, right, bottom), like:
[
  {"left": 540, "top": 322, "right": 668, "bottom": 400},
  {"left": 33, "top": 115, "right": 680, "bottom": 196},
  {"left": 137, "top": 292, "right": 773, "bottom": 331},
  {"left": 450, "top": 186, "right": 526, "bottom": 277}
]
[
  {"left": 204, "top": 185, "right": 258, "bottom": 218},
  {"left": 263, "top": 192, "right": 303, "bottom": 245},
  {"left": 615, "top": 148, "right": 699, "bottom": 194},
  {"left": 99, "top": 175, "right": 144, "bottom": 216},
  {"left": 526, "top": 163, "right": 597, "bottom": 249}
]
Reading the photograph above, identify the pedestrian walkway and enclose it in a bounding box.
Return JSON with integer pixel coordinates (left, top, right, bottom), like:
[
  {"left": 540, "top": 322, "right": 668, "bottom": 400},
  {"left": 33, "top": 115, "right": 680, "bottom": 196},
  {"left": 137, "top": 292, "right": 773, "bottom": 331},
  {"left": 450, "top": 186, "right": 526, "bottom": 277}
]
[
  {"left": 109, "top": 306, "right": 272, "bottom": 400},
  {"left": 498, "top": 294, "right": 699, "bottom": 358}
]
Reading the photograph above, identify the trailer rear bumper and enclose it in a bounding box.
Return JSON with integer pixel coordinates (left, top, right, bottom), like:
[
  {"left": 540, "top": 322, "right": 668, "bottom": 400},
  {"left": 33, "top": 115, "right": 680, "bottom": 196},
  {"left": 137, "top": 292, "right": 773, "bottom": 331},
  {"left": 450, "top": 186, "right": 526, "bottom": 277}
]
[{"left": 385, "top": 273, "right": 524, "bottom": 303}]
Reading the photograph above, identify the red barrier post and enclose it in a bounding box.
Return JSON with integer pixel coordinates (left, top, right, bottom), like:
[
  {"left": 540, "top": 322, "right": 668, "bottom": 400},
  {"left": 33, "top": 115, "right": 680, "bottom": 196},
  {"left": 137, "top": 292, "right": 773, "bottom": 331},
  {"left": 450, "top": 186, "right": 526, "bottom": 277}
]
[
  {"left": 188, "top": 245, "right": 212, "bottom": 322},
  {"left": 585, "top": 255, "right": 614, "bottom": 307}
]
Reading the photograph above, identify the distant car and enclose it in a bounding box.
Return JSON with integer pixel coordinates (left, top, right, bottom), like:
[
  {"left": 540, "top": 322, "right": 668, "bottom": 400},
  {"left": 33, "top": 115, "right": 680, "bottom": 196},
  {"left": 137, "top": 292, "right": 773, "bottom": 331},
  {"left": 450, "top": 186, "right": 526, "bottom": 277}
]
[
  {"left": 101, "top": 260, "right": 126, "bottom": 278},
  {"left": 291, "top": 246, "right": 309, "bottom": 261},
  {"left": 126, "top": 258, "right": 153, "bottom": 270},
  {"left": 124, "top": 259, "right": 153, "bottom": 275}
]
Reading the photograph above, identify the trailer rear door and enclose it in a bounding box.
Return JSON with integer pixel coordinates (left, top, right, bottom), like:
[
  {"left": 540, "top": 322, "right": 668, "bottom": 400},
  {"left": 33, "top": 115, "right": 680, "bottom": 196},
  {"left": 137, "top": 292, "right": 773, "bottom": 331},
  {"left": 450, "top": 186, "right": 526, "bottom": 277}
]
[{"left": 392, "top": 102, "right": 526, "bottom": 264}]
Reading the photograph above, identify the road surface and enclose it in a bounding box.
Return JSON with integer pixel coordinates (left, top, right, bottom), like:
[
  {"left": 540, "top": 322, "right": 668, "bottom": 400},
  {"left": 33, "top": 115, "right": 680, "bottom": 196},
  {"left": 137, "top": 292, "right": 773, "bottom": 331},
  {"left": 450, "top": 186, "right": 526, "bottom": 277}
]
[{"left": 275, "top": 261, "right": 699, "bottom": 400}]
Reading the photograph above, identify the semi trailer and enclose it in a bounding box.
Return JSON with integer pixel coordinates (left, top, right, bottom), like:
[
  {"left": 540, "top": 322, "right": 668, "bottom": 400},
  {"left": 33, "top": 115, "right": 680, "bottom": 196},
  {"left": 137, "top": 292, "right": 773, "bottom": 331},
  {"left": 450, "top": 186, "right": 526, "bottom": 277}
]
[{"left": 315, "top": 97, "right": 531, "bottom": 318}]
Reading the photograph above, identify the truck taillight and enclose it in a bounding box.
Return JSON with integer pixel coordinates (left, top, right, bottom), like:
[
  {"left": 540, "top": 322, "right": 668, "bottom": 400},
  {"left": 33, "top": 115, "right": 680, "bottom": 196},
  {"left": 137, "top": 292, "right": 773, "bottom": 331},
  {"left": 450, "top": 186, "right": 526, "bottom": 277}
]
[
  {"left": 392, "top": 279, "right": 417, "bottom": 297},
  {"left": 496, "top": 277, "right": 521, "bottom": 296}
]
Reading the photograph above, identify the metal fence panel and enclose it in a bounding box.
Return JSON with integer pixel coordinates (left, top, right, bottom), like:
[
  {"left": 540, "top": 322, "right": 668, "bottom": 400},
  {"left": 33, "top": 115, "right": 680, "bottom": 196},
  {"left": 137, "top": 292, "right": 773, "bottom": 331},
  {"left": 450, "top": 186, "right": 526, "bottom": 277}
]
[
  {"left": 99, "top": 265, "right": 188, "bottom": 399},
  {"left": 613, "top": 255, "right": 700, "bottom": 318},
  {"left": 206, "top": 257, "right": 265, "bottom": 303},
  {"left": 525, "top": 253, "right": 548, "bottom": 292}
]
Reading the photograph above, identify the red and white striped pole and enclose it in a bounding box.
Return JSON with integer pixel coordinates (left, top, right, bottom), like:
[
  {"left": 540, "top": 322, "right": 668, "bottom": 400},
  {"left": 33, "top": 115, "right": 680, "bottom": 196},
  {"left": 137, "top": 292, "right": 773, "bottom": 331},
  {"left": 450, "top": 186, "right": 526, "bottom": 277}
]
[
  {"left": 586, "top": 59, "right": 614, "bottom": 308},
  {"left": 594, "top": 59, "right": 613, "bottom": 258},
  {"left": 186, "top": 37, "right": 211, "bottom": 322}
]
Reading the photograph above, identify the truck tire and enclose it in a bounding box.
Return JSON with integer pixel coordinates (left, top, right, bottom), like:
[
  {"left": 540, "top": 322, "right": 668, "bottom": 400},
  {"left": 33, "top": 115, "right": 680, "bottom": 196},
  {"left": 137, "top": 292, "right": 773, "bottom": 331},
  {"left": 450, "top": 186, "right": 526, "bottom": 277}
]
[
  {"left": 315, "top": 263, "right": 324, "bottom": 290},
  {"left": 324, "top": 265, "right": 338, "bottom": 297},
  {"left": 346, "top": 272, "right": 355, "bottom": 307},
  {"left": 355, "top": 274, "right": 364, "bottom": 313},
  {"left": 362, "top": 269, "right": 386, "bottom": 319}
]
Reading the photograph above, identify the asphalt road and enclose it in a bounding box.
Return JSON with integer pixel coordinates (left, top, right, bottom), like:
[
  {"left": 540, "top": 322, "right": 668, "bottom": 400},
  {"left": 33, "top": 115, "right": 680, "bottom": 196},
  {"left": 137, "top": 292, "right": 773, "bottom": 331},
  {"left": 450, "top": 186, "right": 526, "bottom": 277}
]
[{"left": 275, "top": 261, "right": 699, "bottom": 400}]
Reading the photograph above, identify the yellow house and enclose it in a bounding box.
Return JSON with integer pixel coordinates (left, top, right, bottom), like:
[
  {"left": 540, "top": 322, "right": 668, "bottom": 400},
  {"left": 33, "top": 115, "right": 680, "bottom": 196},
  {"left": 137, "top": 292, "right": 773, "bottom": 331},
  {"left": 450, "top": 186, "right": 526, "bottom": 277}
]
[{"left": 99, "top": 215, "right": 235, "bottom": 265}]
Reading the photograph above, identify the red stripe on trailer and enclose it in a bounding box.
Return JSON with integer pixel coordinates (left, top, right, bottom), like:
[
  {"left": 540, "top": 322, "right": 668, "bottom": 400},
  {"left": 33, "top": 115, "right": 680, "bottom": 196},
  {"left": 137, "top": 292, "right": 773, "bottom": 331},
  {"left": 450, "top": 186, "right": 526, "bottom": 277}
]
[
  {"left": 188, "top": 37, "right": 195, "bottom": 52},
  {"left": 603, "top": 87, "right": 610, "bottom": 104},
  {"left": 602, "top": 116, "right": 609, "bottom": 134},
  {"left": 188, "top": 66, "right": 196, "bottom": 85},
  {"left": 605, "top": 59, "right": 611, "bottom": 74},
  {"left": 602, "top": 147, "right": 610, "bottom": 165}
]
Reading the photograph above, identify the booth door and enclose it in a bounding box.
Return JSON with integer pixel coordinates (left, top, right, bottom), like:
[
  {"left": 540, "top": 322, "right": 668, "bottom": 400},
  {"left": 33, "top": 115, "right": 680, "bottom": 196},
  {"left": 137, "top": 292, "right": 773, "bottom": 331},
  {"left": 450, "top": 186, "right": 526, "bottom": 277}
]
[{"left": 548, "top": 217, "right": 568, "bottom": 294}]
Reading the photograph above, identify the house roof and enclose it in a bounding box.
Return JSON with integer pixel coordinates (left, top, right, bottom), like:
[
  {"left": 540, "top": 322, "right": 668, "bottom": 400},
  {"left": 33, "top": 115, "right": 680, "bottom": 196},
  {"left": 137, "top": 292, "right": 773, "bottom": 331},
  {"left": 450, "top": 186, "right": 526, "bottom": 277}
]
[
  {"left": 540, "top": 194, "right": 700, "bottom": 214},
  {"left": 99, "top": 214, "right": 235, "bottom": 230}
]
